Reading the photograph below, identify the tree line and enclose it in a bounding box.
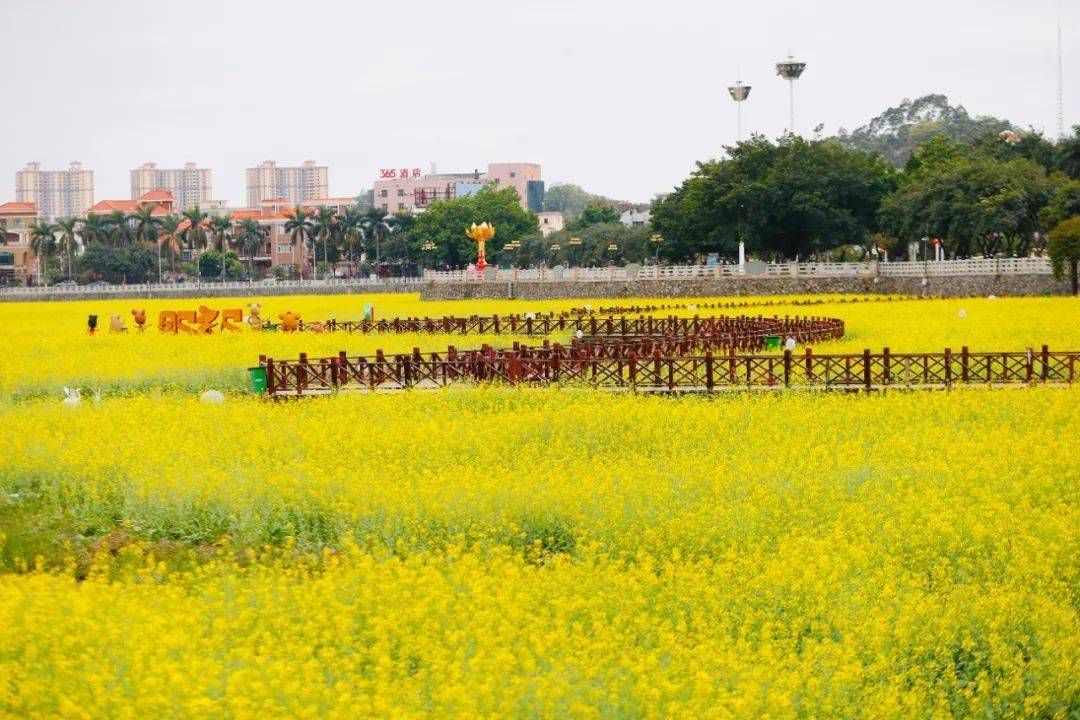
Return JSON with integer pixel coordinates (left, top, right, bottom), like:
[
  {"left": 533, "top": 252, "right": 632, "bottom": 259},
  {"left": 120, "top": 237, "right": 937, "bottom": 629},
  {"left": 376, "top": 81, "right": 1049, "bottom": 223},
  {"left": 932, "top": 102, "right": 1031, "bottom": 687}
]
[
  {"left": 651, "top": 126, "right": 1080, "bottom": 264},
  {"left": 3, "top": 204, "right": 405, "bottom": 284}
]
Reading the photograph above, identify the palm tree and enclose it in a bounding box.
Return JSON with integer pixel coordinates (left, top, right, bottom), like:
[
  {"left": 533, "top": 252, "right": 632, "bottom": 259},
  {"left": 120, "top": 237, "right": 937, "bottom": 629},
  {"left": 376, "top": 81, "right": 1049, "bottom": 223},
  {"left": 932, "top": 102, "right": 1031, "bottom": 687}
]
[
  {"left": 53, "top": 217, "right": 79, "bottom": 279},
  {"left": 209, "top": 214, "right": 233, "bottom": 283},
  {"left": 129, "top": 204, "right": 164, "bottom": 283},
  {"left": 363, "top": 207, "right": 392, "bottom": 269},
  {"left": 79, "top": 214, "right": 110, "bottom": 247},
  {"left": 106, "top": 210, "right": 134, "bottom": 247},
  {"left": 181, "top": 206, "right": 209, "bottom": 278},
  {"left": 339, "top": 206, "right": 365, "bottom": 275},
  {"left": 283, "top": 205, "right": 315, "bottom": 279},
  {"left": 311, "top": 206, "right": 338, "bottom": 280},
  {"left": 160, "top": 213, "right": 183, "bottom": 276},
  {"left": 29, "top": 220, "right": 56, "bottom": 285},
  {"left": 237, "top": 218, "right": 268, "bottom": 278}
]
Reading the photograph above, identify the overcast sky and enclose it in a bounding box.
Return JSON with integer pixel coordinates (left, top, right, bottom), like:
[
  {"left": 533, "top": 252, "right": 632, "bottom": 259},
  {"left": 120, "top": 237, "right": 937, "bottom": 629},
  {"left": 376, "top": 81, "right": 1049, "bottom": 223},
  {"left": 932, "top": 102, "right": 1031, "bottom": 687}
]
[{"left": 0, "top": 0, "right": 1075, "bottom": 206}]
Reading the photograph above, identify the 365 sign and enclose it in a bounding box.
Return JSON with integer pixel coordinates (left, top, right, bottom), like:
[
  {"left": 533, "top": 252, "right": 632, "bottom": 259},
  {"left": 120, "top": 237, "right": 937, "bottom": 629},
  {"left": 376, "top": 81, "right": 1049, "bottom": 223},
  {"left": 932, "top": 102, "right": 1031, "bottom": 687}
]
[{"left": 379, "top": 168, "right": 422, "bottom": 179}]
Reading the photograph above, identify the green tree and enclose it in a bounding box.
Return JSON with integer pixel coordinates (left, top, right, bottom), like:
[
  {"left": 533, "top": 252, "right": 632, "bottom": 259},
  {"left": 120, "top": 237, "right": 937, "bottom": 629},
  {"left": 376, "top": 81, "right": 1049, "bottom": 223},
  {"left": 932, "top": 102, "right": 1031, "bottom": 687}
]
[
  {"left": 79, "top": 214, "right": 110, "bottom": 247},
  {"left": 653, "top": 135, "right": 896, "bottom": 262},
  {"left": 407, "top": 186, "right": 539, "bottom": 267},
  {"left": 53, "top": 217, "right": 80, "bottom": 279},
  {"left": 131, "top": 204, "right": 164, "bottom": 245},
  {"left": 28, "top": 220, "right": 56, "bottom": 283},
  {"left": 337, "top": 206, "right": 365, "bottom": 271},
  {"left": 543, "top": 183, "right": 599, "bottom": 218},
  {"left": 362, "top": 208, "right": 392, "bottom": 267},
  {"left": 311, "top": 206, "right": 338, "bottom": 279},
  {"left": 106, "top": 210, "right": 134, "bottom": 247},
  {"left": 208, "top": 214, "right": 233, "bottom": 283},
  {"left": 196, "top": 249, "right": 244, "bottom": 281},
  {"left": 283, "top": 205, "right": 315, "bottom": 278},
  {"left": 1047, "top": 216, "right": 1080, "bottom": 295},
  {"left": 971, "top": 128, "right": 1056, "bottom": 171},
  {"left": 160, "top": 213, "right": 184, "bottom": 274},
  {"left": 237, "top": 218, "right": 268, "bottom": 277},
  {"left": 574, "top": 204, "right": 621, "bottom": 229},
  {"left": 1055, "top": 125, "right": 1080, "bottom": 179},
  {"left": 130, "top": 205, "right": 164, "bottom": 282},
  {"left": 880, "top": 151, "right": 1060, "bottom": 258},
  {"left": 181, "top": 206, "right": 209, "bottom": 275},
  {"left": 1039, "top": 180, "right": 1080, "bottom": 229}
]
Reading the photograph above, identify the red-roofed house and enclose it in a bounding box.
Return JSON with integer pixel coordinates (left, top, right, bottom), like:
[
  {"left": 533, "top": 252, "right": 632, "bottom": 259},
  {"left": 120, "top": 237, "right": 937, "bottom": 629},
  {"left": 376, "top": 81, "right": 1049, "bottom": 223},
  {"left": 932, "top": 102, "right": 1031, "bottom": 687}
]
[
  {"left": 88, "top": 190, "right": 176, "bottom": 216},
  {"left": 0, "top": 201, "right": 42, "bottom": 284}
]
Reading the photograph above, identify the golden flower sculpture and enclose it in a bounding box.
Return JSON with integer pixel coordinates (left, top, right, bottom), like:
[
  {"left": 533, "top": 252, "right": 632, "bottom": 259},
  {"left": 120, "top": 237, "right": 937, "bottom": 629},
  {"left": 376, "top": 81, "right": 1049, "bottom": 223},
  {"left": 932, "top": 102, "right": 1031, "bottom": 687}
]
[{"left": 465, "top": 222, "right": 496, "bottom": 271}]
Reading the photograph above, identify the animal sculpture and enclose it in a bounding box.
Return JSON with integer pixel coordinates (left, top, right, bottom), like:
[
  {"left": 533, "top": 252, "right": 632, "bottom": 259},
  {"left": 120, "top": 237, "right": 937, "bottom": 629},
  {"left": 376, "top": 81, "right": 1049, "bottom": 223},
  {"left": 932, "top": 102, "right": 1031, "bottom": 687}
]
[{"left": 247, "top": 302, "right": 264, "bottom": 331}]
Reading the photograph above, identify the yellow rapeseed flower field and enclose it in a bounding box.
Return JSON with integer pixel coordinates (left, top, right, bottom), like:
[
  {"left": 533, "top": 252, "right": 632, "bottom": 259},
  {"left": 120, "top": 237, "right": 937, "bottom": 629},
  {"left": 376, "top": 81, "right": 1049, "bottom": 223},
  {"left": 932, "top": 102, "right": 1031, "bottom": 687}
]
[{"left": 0, "top": 292, "right": 1077, "bottom": 718}]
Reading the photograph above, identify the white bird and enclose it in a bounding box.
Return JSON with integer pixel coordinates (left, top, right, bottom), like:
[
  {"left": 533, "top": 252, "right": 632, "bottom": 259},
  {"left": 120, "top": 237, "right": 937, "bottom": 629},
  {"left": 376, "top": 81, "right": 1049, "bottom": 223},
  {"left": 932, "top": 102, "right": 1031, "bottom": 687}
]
[
  {"left": 62, "top": 387, "right": 81, "bottom": 407},
  {"left": 200, "top": 390, "right": 225, "bottom": 404}
]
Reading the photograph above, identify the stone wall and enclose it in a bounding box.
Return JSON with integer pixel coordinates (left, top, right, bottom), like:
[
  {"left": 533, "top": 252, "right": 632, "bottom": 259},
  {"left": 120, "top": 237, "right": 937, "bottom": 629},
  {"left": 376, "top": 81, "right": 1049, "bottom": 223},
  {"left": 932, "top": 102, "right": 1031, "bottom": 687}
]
[
  {"left": 420, "top": 274, "right": 1071, "bottom": 301},
  {"left": 0, "top": 282, "right": 426, "bottom": 303}
]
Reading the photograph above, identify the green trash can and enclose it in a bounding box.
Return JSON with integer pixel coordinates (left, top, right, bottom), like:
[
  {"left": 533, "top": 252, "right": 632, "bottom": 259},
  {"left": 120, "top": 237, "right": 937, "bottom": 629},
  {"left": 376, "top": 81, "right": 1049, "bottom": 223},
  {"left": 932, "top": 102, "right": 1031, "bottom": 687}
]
[
  {"left": 248, "top": 366, "right": 268, "bottom": 393},
  {"left": 764, "top": 335, "right": 782, "bottom": 350}
]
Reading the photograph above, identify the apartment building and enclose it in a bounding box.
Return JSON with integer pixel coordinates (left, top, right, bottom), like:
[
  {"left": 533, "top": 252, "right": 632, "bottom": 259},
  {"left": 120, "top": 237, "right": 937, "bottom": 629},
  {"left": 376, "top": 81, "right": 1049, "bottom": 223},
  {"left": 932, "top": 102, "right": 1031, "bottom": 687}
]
[
  {"left": 15, "top": 162, "right": 94, "bottom": 220},
  {"left": 245, "top": 160, "right": 328, "bottom": 208},
  {"left": 373, "top": 162, "right": 543, "bottom": 214},
  {"left": 0, "top": 201, "right": 41, "bottom": 284},
  {"left": 230, "top": 197, "right": 357, "bottom": 274},
  {"left": 130, "top": 162, "right": 214, "bottom": 211}
]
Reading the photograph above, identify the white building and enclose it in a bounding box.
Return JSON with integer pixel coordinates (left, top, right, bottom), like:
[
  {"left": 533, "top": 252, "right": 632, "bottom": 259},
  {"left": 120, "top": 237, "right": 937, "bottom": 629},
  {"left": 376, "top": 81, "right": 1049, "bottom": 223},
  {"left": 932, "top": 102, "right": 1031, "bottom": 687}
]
[
  {"left": 537, "top": 211, "right": 565, "bottom": 236},
  {"left": 15, "top": 162, "right": 94, "bottom": 220},
  {"left": 246, "top": 160, "right": 328, "bottom": 208},
  {"left": 620, "top": 208, "right": 651, "bottom": 227},
  {"left": 130, "top": 162, "right": 214, "bottom": 211}
]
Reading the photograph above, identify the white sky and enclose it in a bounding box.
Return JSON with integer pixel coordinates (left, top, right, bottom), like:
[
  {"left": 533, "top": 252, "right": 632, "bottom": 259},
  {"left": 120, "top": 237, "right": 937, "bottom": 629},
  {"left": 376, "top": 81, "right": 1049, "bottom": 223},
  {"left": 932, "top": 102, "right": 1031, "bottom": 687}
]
[{"left": 0, "top": 0, "right": 1075, "bottom": 205}]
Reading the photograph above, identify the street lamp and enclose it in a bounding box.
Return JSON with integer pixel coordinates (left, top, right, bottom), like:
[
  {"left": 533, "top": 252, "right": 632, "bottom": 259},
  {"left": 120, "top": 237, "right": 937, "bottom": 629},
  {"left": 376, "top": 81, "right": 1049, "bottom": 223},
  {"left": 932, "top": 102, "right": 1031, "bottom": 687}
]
[
  {"left": 649, "top": 233, "right": 663, "bottom": 264},
  {"left": 607, "top": 243, "right": 618, "bottom": 264},
  {"left": 775, "top": 55, "right": 807, "bottom": 134},
  {"left": 568, "top": 236, "right": 582, "bottom": 267},
  {"left": 727, "top": 80, "right": 751, "bottom": 141},
  {"left": 420, "top": 241, "right": 437, "bottom": 272}
]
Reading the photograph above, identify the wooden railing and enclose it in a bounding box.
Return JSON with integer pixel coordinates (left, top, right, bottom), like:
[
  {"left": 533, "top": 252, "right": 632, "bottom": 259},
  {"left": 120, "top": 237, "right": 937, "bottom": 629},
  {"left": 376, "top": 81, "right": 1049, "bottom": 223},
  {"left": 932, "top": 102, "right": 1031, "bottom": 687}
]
[
  {"left": 259, "top": 345, "right": 1077, "bottom": 396},
  {"left": 254, "top": 311, "right": 1076, "bottom": 396}
]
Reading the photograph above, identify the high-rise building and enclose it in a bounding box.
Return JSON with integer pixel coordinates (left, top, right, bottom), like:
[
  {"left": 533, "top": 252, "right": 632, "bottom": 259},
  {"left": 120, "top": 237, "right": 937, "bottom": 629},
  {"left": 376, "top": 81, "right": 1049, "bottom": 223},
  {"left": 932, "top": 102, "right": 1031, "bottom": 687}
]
[
  {"left": 130, "top": 162, "right": 213, "bottom": 211},
  {"left": 15, "top": 162, "right": 94, "bottom": 220},
  {"left": 245, "top": 160, "right": 328, "bottom": 208}
]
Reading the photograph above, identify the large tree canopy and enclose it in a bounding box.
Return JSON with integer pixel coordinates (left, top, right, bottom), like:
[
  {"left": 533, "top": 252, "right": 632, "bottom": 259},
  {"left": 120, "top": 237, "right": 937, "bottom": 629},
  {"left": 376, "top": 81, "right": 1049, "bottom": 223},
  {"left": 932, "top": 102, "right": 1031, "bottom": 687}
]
[
  {"left": 408, "top": 186, "right": 539, "bottom": 267},
  {"left": 879, "top": 137, "right": 1063, "bottom": 258},
  {"left": 651, "top": 135, "right": 897, "bottom": 262}
]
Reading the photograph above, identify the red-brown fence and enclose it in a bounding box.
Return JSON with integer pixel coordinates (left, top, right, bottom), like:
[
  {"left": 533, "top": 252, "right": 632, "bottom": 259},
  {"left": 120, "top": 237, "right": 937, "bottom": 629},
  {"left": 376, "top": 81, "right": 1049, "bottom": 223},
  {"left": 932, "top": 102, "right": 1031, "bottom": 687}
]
[
  {"left": 255, "top": 312, "right": 1077, "bottom": 396},
  {"left": 258, "top": 344, "right": 1078, "bottom": 397}
]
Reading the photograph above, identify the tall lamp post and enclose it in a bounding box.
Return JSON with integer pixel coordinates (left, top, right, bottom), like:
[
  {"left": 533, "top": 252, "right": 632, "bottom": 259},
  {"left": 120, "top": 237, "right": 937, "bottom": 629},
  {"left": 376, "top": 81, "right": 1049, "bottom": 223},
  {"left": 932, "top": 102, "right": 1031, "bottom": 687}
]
[
  {"left": 420, "top": 241, "right": 437, "bottom": 275},
  {"left": 775, "top": 55, "right": 807, "bottom": 134},
  {"left": 568, "top": 236, "right": 582, "bottom": 267},
  {"left": 727, "top": 80, "right": 751, "bottom": 141},
  {"left": 649, "top": 233, "right": 663, "bottom": 264},
  {"left": 549, "top": 243, "right": 561, "bottom": 266},
  {"left": 607, "top": 243, "right": 618, "bottom": 265}
]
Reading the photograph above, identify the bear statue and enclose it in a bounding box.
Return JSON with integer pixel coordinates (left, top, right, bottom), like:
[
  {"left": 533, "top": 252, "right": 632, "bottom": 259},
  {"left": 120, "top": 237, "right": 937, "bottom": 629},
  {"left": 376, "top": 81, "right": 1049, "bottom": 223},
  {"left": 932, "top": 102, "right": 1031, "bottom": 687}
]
[{"left": 247, "top": 302, "right": 264, "bottom": 331}]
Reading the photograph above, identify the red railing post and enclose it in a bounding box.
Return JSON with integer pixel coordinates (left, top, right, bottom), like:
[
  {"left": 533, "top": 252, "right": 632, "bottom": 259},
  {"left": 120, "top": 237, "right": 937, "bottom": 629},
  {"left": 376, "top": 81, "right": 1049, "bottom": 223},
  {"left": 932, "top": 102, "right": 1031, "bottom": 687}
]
[
  {"left": 862, "top": 348, "right": 872, "bottom": 391},
  {"left": 1041, "top": 345, "right": 1049, "bottom": 382},
  {"left": 961, "top": 346, "right": 969, "bottom": 383},
  {"left": 266, "top": 358, "right": 275, "bottom": 396},
  {"left": 783, "top": 349, "right": 792, "bottom": 388},
  {"left": 943, "top": 348, "right": 952, "bottom": 387},
  {"left": 705, "top": 351, "right": 714, "bottom": 391},
  {"left": 882, "top": 347, "right": 891, "bottom": 385}
]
